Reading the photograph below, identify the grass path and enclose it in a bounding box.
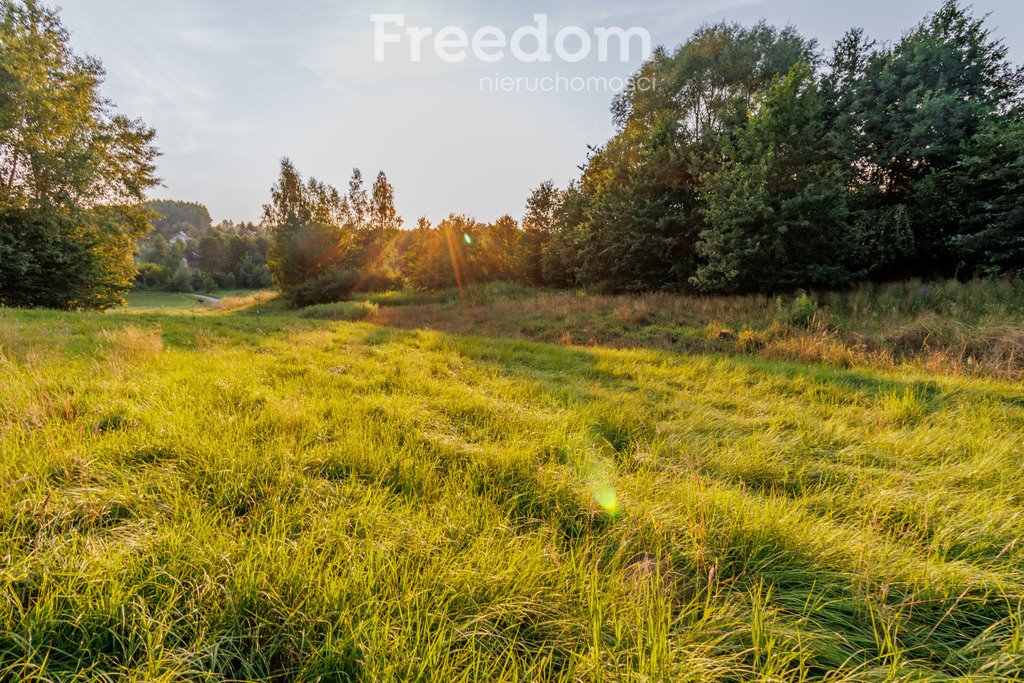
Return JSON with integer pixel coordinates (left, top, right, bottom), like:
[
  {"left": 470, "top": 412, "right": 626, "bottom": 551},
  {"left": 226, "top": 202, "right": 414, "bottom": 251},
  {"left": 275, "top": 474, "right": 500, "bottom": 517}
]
[{"left": 1, "top": 300, "right": 1022, "bottom": 680}]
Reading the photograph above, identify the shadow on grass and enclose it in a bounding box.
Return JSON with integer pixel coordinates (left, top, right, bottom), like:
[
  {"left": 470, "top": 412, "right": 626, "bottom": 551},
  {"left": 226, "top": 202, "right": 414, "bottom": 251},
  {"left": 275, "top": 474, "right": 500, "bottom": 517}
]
[{"left": 362, "top": 318, "right": 1024, "bottom": 412}]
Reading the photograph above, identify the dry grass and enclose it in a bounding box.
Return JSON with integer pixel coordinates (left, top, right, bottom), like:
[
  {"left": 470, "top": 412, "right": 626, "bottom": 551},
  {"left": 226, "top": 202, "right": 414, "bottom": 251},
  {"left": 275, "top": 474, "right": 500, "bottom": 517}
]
[
  {"left": 97, "top": 325, "right": 164, "bottom": 361},
  {"left": 211, "top": 290, "right": 279, "bottom": 312},
  {"left": 367, "top": 280, "right": 1024, "bottom": 380}
]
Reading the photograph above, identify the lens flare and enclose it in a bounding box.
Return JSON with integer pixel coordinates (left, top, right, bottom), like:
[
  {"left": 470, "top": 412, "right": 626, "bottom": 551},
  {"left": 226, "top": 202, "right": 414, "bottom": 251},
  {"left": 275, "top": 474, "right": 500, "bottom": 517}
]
[
  {"left": 586, "top": 461, "right": 619, "bottom": 516},
  {"left": 463, "top": 233, "right": 473, "bottom": 245},
  {"left": 442, "top": 226, "right": 466, "bottom": 296}
]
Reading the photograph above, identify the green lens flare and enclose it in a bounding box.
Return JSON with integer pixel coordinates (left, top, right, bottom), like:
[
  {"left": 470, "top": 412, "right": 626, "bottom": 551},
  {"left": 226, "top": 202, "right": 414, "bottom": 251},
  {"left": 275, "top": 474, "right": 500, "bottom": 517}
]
[
  {"left": 594, "top": 485, "right": 619, "bottom": 515},
  {"left": 463, "top": 233, "right": 473, "bottom": 245},
  {"left": 586, "top": 462, "right": 619, "bottom": 515}
]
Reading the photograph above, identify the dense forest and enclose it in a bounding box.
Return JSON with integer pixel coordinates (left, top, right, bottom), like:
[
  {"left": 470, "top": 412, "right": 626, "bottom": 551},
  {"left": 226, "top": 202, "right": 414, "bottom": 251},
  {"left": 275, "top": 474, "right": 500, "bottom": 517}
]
[{"left": 263, "top": 1, "right": 1024, "bottom": 305}]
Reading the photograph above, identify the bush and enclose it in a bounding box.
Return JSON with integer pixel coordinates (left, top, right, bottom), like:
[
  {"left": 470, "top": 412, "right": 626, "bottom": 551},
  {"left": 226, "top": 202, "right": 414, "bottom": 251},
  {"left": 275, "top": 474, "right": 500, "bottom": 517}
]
[
  {"left": 354, "top": 269, "right": 402, "bottom": 294},
  {"left": 213, "top": 272, "right": 237, "bottom": 289},
  {"left": 783, "top": 293, "right": 818, "bottom": 328},
  {"left": 192, "top": 271, "right": 217, "bottom": 294},
  {"left": 237, "top": 254, "right": 274, "bottom": 289},
  {"left": 292, "top": 268, "right": 361, "bottom": 308},
  {"left": 299, "top": 301, "right": 379, "bottom": 321},
  {"left": 134, "top": 263, "right": 170, "bottom": 289},
  {"left": 168, "top": 267, "right": 195, "bottom": 293}
]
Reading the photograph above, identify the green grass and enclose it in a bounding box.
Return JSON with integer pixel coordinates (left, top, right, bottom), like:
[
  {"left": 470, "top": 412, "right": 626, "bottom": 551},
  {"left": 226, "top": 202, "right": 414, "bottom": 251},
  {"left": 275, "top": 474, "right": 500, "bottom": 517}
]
[
  {"left": 123, "top": 290, "right": 211, "bottom": 312},
  {"left": 1, "top": 284, "right": 1023, "bottom": 681}
]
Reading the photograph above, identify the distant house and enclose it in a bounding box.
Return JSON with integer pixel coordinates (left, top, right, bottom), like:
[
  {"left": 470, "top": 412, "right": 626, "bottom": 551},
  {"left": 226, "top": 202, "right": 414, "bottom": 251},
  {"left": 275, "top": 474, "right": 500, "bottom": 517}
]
[{"left": 169, "top": 230, "right": 190, "bottom": 247}]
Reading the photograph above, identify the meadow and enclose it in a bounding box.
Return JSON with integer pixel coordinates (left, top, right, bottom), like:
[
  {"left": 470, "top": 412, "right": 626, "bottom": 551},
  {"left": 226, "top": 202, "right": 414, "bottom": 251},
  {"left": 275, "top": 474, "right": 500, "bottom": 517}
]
[{"left": 1, "top": 281, "right": 1023, "bottom": 681}]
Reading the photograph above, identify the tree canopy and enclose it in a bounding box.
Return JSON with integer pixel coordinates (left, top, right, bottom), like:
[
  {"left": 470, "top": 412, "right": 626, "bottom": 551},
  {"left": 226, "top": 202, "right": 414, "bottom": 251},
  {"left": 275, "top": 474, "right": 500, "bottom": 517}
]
[
  {"left": 0, "top": 0, "right": 159, "bottom": 309},
  {"left": 534, "top": 1, "right": 1024, "bottom": 294}
]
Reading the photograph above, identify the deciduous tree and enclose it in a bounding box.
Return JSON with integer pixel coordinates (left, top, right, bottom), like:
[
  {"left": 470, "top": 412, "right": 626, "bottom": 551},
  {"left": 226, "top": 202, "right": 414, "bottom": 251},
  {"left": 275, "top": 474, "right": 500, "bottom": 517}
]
[{"left": 0, "top": 0, "right": 159, "bottom": 309}]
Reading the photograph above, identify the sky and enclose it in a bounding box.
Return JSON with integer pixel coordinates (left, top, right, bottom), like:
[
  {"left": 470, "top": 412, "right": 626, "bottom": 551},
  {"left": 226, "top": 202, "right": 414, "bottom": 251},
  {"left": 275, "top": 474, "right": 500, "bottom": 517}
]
[{"left": 58, "top": 0, "right": 1024, "bottom": 226}]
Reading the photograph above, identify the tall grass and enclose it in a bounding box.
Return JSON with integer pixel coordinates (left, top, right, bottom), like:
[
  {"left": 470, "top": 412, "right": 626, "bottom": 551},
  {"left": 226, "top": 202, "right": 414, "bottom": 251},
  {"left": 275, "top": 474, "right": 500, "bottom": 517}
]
[
  {"left": 0, "top": 281, "right": 1022, "bottom": 680},
  {"left": 370, "top": 278, "right": 1024, "bottom": 380}
]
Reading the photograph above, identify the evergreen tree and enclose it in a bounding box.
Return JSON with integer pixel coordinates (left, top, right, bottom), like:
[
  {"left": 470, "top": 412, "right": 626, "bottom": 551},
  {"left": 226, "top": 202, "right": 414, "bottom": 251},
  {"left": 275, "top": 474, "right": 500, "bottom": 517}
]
[
  {"left": 149, "top": 235, "right": 170, "bottom": 265},
  {"left": 835, "top": 0, "right": 1024, "bottom": 276},
  {"left": 945, "top": 112, "right": 1024, "bottom": 273}
]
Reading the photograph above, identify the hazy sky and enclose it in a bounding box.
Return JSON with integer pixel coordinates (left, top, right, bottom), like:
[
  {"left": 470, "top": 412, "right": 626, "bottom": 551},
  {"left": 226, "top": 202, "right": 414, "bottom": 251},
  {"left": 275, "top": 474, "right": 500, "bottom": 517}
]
[{"left": 59, "top": 1, "right": 1023, "bottom": 225}]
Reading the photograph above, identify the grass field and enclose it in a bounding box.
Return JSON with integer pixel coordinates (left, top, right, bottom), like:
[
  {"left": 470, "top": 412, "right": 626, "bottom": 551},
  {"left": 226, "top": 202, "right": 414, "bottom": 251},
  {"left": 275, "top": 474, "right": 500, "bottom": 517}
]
[{"left": 2, "top": 282, "right": 1023, "bottom": 681}]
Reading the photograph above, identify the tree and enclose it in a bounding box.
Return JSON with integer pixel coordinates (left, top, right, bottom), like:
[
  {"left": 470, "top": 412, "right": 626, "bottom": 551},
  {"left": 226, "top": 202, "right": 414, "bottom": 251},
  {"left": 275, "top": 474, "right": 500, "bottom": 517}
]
[
  {"left": 263, "top": 159, "right": 350, "bottom": 300},
  {"left": 544, "top": 3, "right": 1024, "bottom": 292},
  {"left": 613, "top": 22, "right": 816, "bottom": 139},
  {"left": 0, "top": 0, "right": 159, "bottom": 309},
  {"left": 148, "top": 234, "right": 169, "bottom": 265},
  {"left": 236, "top": 252, "right": 274, "bottom": 289},
  {"left": 522, "top": 181, "right": 560, "bottom": 284},
  {"left": 480, "top": 215, "right": 523, "bottom": 281},
  {"left": 196, "top": 233, "right": 229, "bottom": 276},
  {"left": 834, "top": 0, "right": 1024, "bottom": 276},
  {"left": 565, "top": 21, "right": 816, "bottom": 292},
  {"left": 342, "top": 168, "right": 369, "bottom": 231},
  {"left": 405, "top": 215, "right": 486, "bottom": 290},
  {"left": 543, "top": 182, "right": 588, "bottom": 287},
  {"left": 573, "top": 119, "right": 703, "bottom": 291},
  {"left": 370, "top": 171, "right": 401, "bottom": 234},
  {"left": 146, "top": 200, "right": 212, "bottom": 238},
  {"left": 399, "top": 216, "right": 432, "bottom": 286},
  {"left": 694, "top": 64, "right": 856, "bottom": 293},
  {"left": 364, "top": 170, "right": 401, "bottom": 270},
  {"left": 945, "top": 112, "right": 1024, "bottom": 273}
]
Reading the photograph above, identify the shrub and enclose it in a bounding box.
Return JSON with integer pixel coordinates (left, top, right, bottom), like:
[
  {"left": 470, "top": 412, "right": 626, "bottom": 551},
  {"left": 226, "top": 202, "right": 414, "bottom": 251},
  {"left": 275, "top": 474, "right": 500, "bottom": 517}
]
[
  {"left": 299, "top": 301, "right": 379, "bottom": 322},
  {"left": 168, "top": 266, "right": 195, "bottom": 293},
  {"left": 354, "top": 269, "right": 402, "bottom": 295},
  {"left": 134, "top": 263, "right": 170, "bottom": 289},
  {"left": 237, "top": 254, "right": 275, "bottom": 289},
  {"left": 191, "top": 271, "right": 217, "bottom": 294},
  {"left": 705, "top": 322, "right": 737, "bottom": 343},
  {"left": 784, "top": 293, "right": 818, "bottom": 328},
  {"left": 213, "top": 271, "right": 237, "bottom": 289},
  {"left": 292, "top": 268, "right": 362, "bottom": 308}
]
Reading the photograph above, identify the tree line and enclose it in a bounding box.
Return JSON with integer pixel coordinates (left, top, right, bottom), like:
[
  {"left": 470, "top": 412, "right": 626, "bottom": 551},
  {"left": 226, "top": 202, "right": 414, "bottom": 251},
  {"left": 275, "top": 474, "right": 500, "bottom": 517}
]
[
  {"left": 262, "top": 158, "right": 563, "bottom": 304},
  {"left": 1, "top": 0, "right": 1021, "bottom": 310},
  {"left": 531, "top": 0, "right": 1024, "bottom": 293},
  {"left": 135, "top": 200, "right": 273, "bottom": 293},
  {"left": 265, "top": 1, "right": 1023, "bottom": 304}
]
